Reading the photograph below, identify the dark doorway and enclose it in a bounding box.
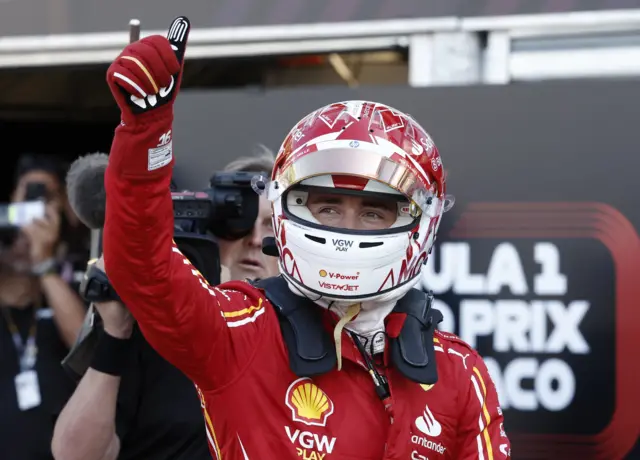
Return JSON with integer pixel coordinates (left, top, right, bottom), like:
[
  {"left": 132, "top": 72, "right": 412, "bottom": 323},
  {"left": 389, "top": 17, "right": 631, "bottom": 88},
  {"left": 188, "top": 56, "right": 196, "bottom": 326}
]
[{"left": 0, "top": 120, "right": 116, "bottom": 200}]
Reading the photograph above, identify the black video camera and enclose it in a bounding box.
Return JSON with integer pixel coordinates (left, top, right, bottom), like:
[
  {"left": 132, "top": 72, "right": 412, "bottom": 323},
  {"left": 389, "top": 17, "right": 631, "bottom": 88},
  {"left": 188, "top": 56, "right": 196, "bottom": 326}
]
[{"left": 171, "top": 170, "right": 267, "bottom": 285}]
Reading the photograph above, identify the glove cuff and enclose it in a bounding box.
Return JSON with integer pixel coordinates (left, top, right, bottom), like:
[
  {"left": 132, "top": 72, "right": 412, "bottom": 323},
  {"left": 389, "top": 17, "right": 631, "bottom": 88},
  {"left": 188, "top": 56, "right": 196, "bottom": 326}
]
[{"left": 109, "top": 108, "right": 175, "bottom": 179}]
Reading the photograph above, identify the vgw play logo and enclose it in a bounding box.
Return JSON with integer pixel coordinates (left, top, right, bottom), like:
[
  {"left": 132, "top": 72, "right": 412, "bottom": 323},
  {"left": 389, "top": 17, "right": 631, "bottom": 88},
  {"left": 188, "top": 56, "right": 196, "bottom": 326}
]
[{"left": 332, "top": 239, "right": 353, "bottom": 252}]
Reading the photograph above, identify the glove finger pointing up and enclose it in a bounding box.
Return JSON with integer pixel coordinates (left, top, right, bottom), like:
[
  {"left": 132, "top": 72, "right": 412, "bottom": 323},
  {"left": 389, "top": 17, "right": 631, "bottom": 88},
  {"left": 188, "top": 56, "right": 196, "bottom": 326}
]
[{"left": 142, "top": 36, "right": 181, "bottom": 77}]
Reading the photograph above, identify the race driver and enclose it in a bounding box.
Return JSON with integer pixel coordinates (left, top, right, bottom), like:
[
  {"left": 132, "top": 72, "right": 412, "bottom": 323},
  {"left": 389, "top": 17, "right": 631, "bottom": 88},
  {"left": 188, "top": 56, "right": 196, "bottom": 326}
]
[{"left": 103, "top": 16, "right": 511, "bottom": 460}]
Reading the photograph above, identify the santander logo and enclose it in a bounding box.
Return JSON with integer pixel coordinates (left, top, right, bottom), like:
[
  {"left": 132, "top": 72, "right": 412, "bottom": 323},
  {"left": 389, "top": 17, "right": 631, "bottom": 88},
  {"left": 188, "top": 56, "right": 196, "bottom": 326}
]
[{"left": 415, "top": 405, "right": 442, "bottom": 437}]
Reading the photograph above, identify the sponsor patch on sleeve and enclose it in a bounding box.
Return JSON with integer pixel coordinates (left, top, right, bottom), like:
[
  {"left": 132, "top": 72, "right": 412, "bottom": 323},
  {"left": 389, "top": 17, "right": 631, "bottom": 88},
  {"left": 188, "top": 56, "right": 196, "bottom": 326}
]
[{"left": 148, "top": 140, "right": 173, "bottom": 171}]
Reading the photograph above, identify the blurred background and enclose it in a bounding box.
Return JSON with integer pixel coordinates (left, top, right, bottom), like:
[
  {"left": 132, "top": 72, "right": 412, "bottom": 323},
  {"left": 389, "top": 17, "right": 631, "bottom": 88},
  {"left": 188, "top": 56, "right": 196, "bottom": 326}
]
[{"left": 0, "top": 0, "right": 639, "bottom": 459}]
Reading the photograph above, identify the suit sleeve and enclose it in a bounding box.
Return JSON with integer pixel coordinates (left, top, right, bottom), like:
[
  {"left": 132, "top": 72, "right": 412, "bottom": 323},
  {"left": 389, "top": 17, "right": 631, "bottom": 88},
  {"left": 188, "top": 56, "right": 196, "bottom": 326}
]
[
  {"left": 103, "top": 115, "right": 267, "bottom": 390},
  {"left": 455, "top": 352, "right": 512, "bottom": 460}
]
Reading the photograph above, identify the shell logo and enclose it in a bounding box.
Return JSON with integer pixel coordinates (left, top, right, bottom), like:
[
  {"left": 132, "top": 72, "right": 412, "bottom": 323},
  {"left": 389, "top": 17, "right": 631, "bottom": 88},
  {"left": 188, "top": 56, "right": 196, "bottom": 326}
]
[
  {"left": 420, "top": 384, "right": 435, "bottom": 392},
  {"left": 285, "top": 378, "right": 334, "bottom": 427},
  {"left": 318, "top": 270, "right": 327, "bottom": 277}
]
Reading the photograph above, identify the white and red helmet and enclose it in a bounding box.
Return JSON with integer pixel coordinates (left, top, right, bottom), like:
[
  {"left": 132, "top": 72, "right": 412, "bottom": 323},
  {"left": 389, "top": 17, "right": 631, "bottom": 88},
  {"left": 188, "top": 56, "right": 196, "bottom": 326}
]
[{"left": 262, "top": 101, "right": 453, "bottom": 304}]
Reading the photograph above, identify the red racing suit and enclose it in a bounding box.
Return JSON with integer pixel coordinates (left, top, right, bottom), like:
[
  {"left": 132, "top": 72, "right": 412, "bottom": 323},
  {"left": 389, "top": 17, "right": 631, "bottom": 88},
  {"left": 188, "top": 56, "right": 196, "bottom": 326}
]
[{"left": 103, "top": 118, "right": 512, "bottom": 460}]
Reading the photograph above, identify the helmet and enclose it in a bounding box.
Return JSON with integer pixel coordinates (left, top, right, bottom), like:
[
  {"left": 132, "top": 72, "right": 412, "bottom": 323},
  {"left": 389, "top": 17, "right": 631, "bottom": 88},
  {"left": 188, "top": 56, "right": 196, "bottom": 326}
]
[{"left": 261, "top": 101, "right": 453, "bottom": 304}]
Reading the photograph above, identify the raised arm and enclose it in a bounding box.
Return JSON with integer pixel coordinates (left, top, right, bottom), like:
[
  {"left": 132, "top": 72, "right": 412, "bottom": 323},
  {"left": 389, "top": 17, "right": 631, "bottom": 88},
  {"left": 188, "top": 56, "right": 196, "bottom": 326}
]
[{"left": 103, "top": 17, "right": 265, "bottom": 389}]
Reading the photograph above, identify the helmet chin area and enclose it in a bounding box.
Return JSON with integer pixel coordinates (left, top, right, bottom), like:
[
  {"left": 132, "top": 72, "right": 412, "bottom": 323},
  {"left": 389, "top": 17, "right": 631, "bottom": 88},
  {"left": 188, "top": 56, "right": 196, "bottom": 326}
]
[
  {"left": 277, "top": 229, "right": 423, "bottom": 302},
  {"left": 282, "top": 260, "right": 424, "bottom": 303}
]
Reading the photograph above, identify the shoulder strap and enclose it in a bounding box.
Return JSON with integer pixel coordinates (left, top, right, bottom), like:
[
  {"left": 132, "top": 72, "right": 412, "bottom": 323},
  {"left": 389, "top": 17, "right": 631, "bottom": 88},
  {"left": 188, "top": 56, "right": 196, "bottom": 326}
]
[
  {"left": 253, "top": 277, "right": 336, "bottom": 377},
  {"left": 254, "top": 278, "right": 442, "bottom": 384},
  {"left": 390, "top": 289, "right": 442, "bottom": 384}
]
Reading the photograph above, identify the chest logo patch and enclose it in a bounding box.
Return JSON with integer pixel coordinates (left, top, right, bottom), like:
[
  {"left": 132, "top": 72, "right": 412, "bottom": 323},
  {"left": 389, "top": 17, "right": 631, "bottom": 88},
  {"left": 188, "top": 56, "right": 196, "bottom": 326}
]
[
  {"left": 286, "top": 377, "right": 334, "bottom": 427},
  {"left": 415, "top": 404, "right": 442, "bottom": 437},
  {"left": 411, "top": 404, "right": 448, "bottom": 455}
]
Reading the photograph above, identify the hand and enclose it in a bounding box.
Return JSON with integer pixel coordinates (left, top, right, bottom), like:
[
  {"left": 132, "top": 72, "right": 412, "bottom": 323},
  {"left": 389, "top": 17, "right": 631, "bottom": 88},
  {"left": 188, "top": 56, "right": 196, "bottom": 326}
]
[
  {"left": 22, "top": 204, "right": 60, "bottom": 264},
  {"left": 106, "top": 16, "right": 190, "bottom": 123},
  {"left": 94, "top": 256, "right": 134, "bottom": 339},
  {"left": 95, "top": 300, "right": 134, "bottom": 339}
]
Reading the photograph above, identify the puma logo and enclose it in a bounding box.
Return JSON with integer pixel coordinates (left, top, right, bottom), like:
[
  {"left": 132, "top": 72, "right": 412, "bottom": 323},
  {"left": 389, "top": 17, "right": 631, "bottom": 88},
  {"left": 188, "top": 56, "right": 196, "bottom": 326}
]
[{"left": 447, "top": 348, "right": 470, "bottom": 369}]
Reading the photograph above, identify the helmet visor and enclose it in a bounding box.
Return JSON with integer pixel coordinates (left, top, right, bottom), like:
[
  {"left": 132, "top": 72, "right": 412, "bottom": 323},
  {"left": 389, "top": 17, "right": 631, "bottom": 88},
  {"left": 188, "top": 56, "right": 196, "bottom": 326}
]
[{"left": 260, "top": 146, "right": 443, "bottom": 212}]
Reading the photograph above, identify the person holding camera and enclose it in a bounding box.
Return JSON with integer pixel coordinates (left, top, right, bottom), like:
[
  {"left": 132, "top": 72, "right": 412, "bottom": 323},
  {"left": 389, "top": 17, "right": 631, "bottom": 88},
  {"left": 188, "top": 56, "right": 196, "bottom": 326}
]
[
  {"left": 51, "top": 256, "right": 212, "bottom": 460},
  {"left": 101, "top": 17, "right": 510, "bottom": 460},
  {"left": 0, "top": 154, "right": 87, "bottom": 460},
  {"left": 218, "top": 147, "right": 279, "bottom": 282},
  {"left": 51, "top": 150, "right": 276, "bottom": 460}
]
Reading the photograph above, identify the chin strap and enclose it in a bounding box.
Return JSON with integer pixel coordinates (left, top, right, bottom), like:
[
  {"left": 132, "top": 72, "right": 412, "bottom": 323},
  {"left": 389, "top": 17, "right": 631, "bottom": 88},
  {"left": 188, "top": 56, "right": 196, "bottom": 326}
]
[{"left": 332, "top": 303, "right": 361, "bottom": 371}]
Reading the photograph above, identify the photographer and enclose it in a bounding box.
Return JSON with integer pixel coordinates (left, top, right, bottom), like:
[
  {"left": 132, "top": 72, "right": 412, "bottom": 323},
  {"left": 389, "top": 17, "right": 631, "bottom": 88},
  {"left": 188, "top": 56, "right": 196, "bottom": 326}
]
[
  {"left": 219, "top": 147, "right": 279, "bottom": 281},
  {"left": 0, "top": 154, "right": 86, "bottom": 460},
  {"left": 50, "top": 151, "right": 274, "bottom": 460},
  {"left": 52, "top": 257, "right": 211, "bottom": 460}
]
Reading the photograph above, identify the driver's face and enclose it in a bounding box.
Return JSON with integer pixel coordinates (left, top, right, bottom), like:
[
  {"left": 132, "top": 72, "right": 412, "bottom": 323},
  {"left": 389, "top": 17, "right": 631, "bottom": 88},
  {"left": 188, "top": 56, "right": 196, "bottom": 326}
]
[{"left": 306, "top": 191, "right": 397, "bottom": 230}]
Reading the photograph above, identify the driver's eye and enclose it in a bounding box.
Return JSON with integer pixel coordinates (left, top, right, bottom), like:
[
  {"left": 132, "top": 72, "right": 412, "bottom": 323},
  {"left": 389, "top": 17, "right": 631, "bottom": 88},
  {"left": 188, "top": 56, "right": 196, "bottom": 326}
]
[{"left": 318, "top": 207, "right": 339, "bottom": 215}]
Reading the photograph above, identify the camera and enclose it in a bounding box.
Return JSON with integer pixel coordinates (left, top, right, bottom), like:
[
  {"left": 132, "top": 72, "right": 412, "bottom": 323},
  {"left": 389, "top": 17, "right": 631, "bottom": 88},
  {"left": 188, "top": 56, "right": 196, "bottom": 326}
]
[
  {"left": 171, "top": 170, "right": 267, "bottom": 285},
  {"left": 0, "top": 182, "right": 49, "bottom": 246},
  {"left": 64, "top": 170, "right": 268, "bottom": 380}
]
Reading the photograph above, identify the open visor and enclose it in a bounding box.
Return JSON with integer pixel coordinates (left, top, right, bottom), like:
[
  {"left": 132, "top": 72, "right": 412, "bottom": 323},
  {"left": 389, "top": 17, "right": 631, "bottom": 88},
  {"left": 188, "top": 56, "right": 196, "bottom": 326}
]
[{"left": 251, "top": 146, "right": 455, "bottom": 214}]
